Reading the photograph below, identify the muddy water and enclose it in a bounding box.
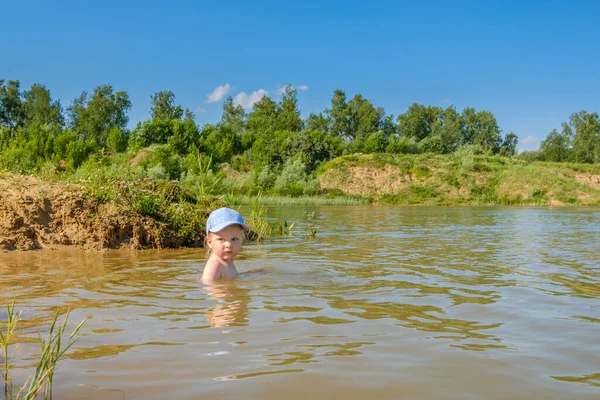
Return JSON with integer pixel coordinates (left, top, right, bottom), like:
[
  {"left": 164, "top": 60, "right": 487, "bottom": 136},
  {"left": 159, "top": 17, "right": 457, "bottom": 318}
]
[{"left": 1, "top": 206, "right": 599, "bottom": 399}]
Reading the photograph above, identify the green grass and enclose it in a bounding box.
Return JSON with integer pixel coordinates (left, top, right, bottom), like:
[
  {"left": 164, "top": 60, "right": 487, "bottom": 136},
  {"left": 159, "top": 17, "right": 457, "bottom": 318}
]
[
  {"left": 1, "top": 301, "right": 86, "bottom": 400},
  {"left": 318, "top": 153, "right": 600, "bottom": 206},
  {"left": 232, "top": 194, "right": 370, "bottom": 206}
]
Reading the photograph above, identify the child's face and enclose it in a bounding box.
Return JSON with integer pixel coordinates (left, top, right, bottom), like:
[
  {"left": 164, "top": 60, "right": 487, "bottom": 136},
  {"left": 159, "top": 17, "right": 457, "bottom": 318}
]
[{"left": 207, "top": 224, "right": 244, "bottom": 262}]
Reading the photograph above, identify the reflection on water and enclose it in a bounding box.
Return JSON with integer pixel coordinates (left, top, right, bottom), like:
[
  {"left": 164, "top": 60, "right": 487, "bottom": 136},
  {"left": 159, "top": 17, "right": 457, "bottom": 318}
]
[
  {"left": 205, "top": 282, "right": 250, "bottom": 327},
  {"left": 1, "top": 207, "right": 599, "bottom": 399}
]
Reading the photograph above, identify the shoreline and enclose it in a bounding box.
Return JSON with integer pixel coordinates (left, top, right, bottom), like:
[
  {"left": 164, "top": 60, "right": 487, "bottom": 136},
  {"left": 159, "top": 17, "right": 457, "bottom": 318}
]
[{"left": 2, "top": 160, "right": 600, "bottom": 252}]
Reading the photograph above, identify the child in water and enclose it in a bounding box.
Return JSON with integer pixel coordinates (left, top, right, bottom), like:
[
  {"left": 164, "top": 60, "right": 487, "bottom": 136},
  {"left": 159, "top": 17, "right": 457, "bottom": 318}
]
[{"left": 201, "top": 207, "right": 247, "bottom": 281}]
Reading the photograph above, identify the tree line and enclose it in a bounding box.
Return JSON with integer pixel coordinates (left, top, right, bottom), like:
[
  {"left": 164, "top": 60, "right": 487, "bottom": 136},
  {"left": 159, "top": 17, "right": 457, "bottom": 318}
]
[{"left": 1, "top": 78, "right": 598, "bottom": 180}]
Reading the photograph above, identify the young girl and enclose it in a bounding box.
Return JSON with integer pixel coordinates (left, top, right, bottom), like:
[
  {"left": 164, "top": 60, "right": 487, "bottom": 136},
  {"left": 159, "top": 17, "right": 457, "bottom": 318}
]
[{"left": 202, "top": 207, "right": 247, "bottom": 281}]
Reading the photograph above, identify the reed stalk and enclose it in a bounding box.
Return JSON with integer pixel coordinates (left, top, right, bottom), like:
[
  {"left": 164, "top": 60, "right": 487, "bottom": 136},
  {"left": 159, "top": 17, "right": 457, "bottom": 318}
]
[{"left": 1, "top": 302, "right": 86, "bottom": 400}]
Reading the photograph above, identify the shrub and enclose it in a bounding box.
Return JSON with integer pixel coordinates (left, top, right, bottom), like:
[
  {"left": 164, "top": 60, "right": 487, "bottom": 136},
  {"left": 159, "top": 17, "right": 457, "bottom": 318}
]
[
  {"left": 165, "top": 203, "right": 205, "bottom": 245},
  {"left": 255, "top": 165, "right": 278, "bottom": 191},
  {"left": 146, "top": 164, "right": 168, "bottom": 180},
  {"left": 273, "top": 158, "right": 308, "bottom": 196},
  {"left": 454, "top": 144, "right": 475, "bottom": 173}
]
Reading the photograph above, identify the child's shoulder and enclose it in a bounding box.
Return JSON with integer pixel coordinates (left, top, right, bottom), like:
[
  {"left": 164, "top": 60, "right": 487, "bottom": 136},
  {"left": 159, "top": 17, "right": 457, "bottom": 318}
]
[{"left": 202, "top": 257, "right": 224, "bottom": 280}]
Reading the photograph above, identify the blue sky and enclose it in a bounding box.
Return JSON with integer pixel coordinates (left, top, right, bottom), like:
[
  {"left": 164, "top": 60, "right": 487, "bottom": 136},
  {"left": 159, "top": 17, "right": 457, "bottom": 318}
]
[{"left": 2, "top": 0, "right": 599, "bottom": 151}]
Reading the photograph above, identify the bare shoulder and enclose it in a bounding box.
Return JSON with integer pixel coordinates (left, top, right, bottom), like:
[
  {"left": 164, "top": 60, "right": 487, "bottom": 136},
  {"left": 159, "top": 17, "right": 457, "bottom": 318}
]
[{"left": 202, "top": 258, "right": 223, "bottom": 281}]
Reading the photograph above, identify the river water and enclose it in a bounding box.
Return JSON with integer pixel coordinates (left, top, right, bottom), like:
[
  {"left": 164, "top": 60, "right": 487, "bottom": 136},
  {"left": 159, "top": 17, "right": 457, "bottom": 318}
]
[{"left": 1, "top": 206, "right": 599, "bottom": 399}]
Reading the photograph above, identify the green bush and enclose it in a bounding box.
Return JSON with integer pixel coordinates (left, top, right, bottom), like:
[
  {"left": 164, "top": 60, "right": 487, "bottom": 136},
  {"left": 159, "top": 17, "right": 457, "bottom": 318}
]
[
  {"left": 273, "top": 158, "right": 308, "bottom": 196},
  {"left": 255, "top": 165, "right": 278, "bottom": 190},
  {"left": 165, "top": 203, "right": 205, "bottom": 245},
  {"left": 454, "top": 145, "right": 475, "bottom": 172},
  {"left": 146, "top": 164, "right": 168, "bottom": 180}
]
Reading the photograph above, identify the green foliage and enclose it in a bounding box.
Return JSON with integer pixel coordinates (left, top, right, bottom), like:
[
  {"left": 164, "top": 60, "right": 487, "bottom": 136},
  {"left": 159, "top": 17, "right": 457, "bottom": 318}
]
[
  {"left": 246, "top": 193, "right": 272, "bottom": 241},
  {"left": 453, "top": 144, "right": 476, "bottom": 172},
  {"left": 149, "top": 145, "right": 181, "bottom": 180},
  {"left": 273, "top": 157, "right": 310, "bottom": 196},
  {"left": 164, "top": 203, "right": 205, "bottom": 245},
  {"left": 229, "top": 152, "right": 252, "bottom": 172},
  {"left": 1, "top": 300, "right": 86, "bottom": 400},
  {"left": 150, "top": 90, "right": 184, "bottom": 121},
  {"left": 168, "top": 119, "right": 199, "bottom": 155},
  {"left": 409, "top": 165, "right": 431, "bottom": 180},
  {"left": 530, "top": 186, "right": 546, "bottom": 199},
  {"left": 199, "top": 124, "right": 239, "bottom": 163},
  {"left": 23, "top": 83, "right": 64, "bottom": 129},
  {"left": 273, "top": 219, "right": 295, "bottom": 236},
  {"left": 517, "top": 150, "right": 544, "bottom": 163},
  {"left": 418, "top": 135, "right": 445, "bottom": 154},
  {"left": 469, "top": 176, "right": 500, "bottom": 204},
  {"left": 222, "top": 171, "right": 257, "bottom": 196},
  {"left": 278, "top": 85, "right": 304, "bottom": 132},
  {"left": 128, "top": 119, "right": 174, "bottom": 149},
  {"left": 286, "top": 129, "right": 343, "bottom": 172},
  {"left": 106, "top": 127, "right": 127, "bottom": 152},
  {"left": 398, "top": 103, "right": 442, "bottom": 142},
  {"left": 255, "top": 164, "right": 278, "bottom": 190},
  {"left": 540, "top": 127, "right": 571, "bottom": 162},
  {"left": 67, "top": 84, "right": 131, "bottom": 149},
  {"left": 0, "top": 80, "right": 26, "bottom": 133},
  {"left": 386, "top": 135, "right": 418, "bottom": 154},
  {"left": 146, "top": 164, "right": 168, "bottom": 180},
  {"left": 499, "top": 132, "right": 519, "bottom": 156},
  {"left": 569, "top": 111, "right": 600, "bottom": 163},
  {"left": 410, "top": 185, "right": 440, "bottom": 201},
  {"left": 443, "top": 171, "right": 460, "bottom": 187},
  {"left": 362, "top": 131, "right": 389, "bottom": 153},
  {"left": 221, "top": 96, "right": 246, "bottom": 136},
  {"left": 180, "top": 154, "right": 224, "bottom": 203}
]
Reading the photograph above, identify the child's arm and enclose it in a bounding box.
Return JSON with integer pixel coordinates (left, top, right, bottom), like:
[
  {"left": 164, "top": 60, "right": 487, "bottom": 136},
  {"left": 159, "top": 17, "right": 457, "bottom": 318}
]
[{"left": 202, "top": 259, "right": 222, "bottom": 281}]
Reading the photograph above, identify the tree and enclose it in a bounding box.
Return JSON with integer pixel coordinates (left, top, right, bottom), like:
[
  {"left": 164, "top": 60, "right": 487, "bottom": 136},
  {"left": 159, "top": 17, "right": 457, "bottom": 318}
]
[
  {"left": 346, "top": 94, "right": 384, "bottom": 151},
  {"left": 106, "top": 127, "right": 127, "bottom": 152},
  {"left": 150, "top": 91, "right": 184, "bottom": 121},
  {"left": 278, "top": 85, "right": 303, "bottom": 133},
  {"left": 397, "top": 103, "right": 441, "bottom": 142},
  {"left": 23, "top": 84, "right": 64, "bottom": 128},
  {"left": 327, "top": 89, "right": 352, "bottom": 140},
  {"left": 221, "top": 96, "right": 246, "bottom": 135},
  {"left": 305, "top": 112, "right": 331, "bottom": 135},
  {"left": 68, "top": 85, "right": 131, "bottom": 149},
  {"left": 430, "top": 106, "right": 463, "bottom": 153},
  {"left": 363, "top": 131, "right": 389, "bottom": 153},
  {"left": 499, "top": 132, "right": 518, "bottom": 157},
  {"left": 246, "top": 95, "right": 278, "bottom": 136},
  {"left": 168, "top": 119, "right": 200, "bottom": 155},
  {"left": 129, "top": 119, "right": 174, "bottom": 149},
  {"left": 461, "top": 108, "right": 502, "bottom": 153},
  {"left": 286, "top": 129, "right": 343, "bottom": 172},
  {"left": 570, "top": 110, "right": 600, "bottom": 163},
  {"left": 381, "top": 114, "right": 397, "bottom": 138},
  {"left": 251, "top": 130, "right": 292, "bottom": 168},
  {"left": 540, "top": 127, "right": 571, "bottom": 162},
  {"left": 199, "top": 124, "right": 240, "bottom": 164},
  {"left": 0, "top": 80, "right": 26, "bottom": 134}
]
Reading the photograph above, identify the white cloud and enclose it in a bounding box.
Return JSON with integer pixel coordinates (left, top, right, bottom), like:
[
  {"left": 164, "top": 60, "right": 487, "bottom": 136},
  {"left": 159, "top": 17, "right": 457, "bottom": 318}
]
[
  {"left": 522, "top": 135, "right": 539, "bottom": 145},
  {"left": 195, "top": 107, "right": 207, "bottom": 113},
  {"left": 297, "top": 85, "right": 308, "bottom": 91},
  {"left": 205, "top": 83, "right": 231, "bottom": 103},
  {"left": 233, "top": 89, "right": 268, "bottom": 109}
]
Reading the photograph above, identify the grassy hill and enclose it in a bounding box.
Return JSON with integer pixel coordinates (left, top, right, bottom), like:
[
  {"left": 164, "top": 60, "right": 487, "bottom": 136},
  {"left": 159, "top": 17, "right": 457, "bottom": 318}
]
[{"left": 318, "top": 152, "right": 600, "bottom": 206}]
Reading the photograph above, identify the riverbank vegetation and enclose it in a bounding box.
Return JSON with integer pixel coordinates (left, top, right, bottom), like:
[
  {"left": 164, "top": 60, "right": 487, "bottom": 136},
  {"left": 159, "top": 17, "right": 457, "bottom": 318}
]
[
  {"left": 0, "top": 78, "right": 599, "bottom": 250},
  {"left": 1, "top": 78, "right": 599, "bottom": 193}
]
